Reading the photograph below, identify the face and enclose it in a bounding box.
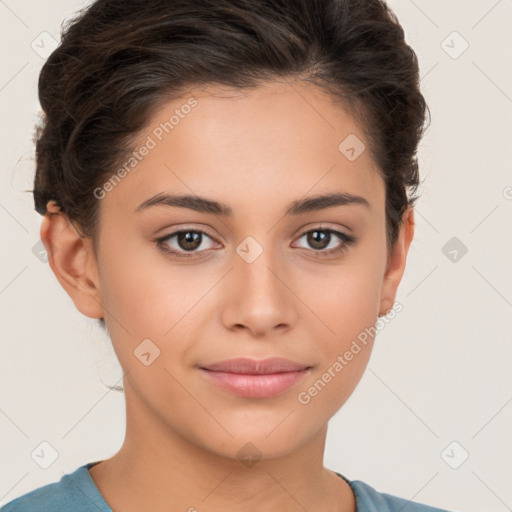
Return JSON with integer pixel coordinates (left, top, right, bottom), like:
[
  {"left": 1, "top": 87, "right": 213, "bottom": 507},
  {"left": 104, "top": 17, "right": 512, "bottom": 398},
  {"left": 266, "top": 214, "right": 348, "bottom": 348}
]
[{"left": 45, "top": 80, "right": 413, "bottom": 462}]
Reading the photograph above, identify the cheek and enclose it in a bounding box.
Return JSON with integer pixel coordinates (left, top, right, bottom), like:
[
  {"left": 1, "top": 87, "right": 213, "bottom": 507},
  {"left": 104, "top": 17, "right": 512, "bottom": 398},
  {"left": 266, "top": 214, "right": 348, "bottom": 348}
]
[
  {"left": 295, "top": 272, "right": 381, "bottom": 424},
  {"left": 97, "top": 230, "right": 188, "bottom": 332},
  {"left": 303, "top": 244, "right": 385, "bottom": 399},
  {"left": 96, "top": 232, "right": 217, "bottom": 378},
  {"left": 314, "top": 256, "right": 384, "bottom": 346}
]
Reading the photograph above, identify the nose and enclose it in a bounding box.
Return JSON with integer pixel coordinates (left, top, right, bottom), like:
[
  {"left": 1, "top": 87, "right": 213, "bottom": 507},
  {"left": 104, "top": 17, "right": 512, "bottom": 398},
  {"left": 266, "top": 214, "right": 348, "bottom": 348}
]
[{"left": 220, "top": 243, "right": 298, "bottom": 338}]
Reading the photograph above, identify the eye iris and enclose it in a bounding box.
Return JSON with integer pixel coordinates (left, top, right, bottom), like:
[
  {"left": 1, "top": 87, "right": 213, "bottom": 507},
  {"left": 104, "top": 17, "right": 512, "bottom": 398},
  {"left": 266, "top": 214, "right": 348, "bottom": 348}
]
[
  {"left": 308, "top": 230, "right": 330, "bottom": 250},
  {"left": 178, "top": 231, "right": 201, "bottom": 251}
]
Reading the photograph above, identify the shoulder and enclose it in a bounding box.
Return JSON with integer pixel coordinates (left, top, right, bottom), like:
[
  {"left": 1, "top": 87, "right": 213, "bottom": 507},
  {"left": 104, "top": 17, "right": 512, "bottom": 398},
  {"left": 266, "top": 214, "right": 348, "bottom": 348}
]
[
  {"left": 1, "top": 463, "right": 110, "bottom": 512},
  {"left": 341, "top": 475, "right": 453, "bottom": 512}
]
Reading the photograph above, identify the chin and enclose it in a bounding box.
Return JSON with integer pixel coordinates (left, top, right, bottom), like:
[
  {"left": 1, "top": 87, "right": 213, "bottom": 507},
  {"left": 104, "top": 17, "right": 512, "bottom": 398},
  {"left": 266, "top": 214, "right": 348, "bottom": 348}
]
[{"left": 194, "top": 417, "right": 316, "bottom": 463}]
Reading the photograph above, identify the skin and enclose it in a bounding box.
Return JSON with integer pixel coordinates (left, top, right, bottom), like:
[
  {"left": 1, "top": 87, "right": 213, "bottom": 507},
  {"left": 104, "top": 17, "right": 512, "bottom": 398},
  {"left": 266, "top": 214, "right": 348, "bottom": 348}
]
[{"left": 41, "top": 79, "right": 414, "bottom": 512}]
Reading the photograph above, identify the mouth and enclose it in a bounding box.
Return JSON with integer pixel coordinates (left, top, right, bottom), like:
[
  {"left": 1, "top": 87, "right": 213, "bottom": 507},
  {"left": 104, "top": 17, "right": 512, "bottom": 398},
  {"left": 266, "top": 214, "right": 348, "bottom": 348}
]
[{"left": 199, "top": 357, "right": 313, "bottom": 398}]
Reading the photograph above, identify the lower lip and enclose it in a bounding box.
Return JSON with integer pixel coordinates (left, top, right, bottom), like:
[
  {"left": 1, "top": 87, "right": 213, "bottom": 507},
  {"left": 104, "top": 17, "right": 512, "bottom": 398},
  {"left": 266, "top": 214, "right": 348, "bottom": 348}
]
[{"left": 199, "top": 368, "right": 311, "bottom": 398}]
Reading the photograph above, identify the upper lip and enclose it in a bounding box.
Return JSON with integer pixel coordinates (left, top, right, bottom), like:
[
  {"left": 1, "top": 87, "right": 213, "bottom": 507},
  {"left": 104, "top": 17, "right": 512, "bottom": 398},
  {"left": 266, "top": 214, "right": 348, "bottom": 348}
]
[{"left": 200, "top": 357, "right": 311, "bottom": 374}]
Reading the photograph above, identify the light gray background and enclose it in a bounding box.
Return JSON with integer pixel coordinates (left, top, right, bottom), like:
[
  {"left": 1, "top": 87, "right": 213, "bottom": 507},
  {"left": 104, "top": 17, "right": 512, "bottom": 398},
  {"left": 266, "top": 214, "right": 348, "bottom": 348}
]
[{"left": 1, "top": 1, "right": 511, "bottom": 511}]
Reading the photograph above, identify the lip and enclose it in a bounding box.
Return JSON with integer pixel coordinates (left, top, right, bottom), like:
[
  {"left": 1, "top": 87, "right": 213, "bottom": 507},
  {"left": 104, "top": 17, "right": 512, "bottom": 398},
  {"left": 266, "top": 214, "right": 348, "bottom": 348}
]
[
  {"left": 199, "top": 357, "right": 312, "bottom": 398},
  {"left": 201, "top": 357, "right": 310, "bottom": 374}
]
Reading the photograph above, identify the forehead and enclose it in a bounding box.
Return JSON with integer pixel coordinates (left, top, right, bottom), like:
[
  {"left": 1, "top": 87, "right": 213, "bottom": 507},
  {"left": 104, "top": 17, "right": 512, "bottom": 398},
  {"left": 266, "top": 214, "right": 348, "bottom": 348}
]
[{"left": 101, "top": 80, "right": 385, "bottom": 219}]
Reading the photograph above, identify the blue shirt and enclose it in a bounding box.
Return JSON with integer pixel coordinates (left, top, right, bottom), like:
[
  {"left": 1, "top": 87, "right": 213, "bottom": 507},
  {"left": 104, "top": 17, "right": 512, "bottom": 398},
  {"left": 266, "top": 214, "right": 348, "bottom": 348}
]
[{"left": 1, "top": 461, "right": 453, "bottom": 511}]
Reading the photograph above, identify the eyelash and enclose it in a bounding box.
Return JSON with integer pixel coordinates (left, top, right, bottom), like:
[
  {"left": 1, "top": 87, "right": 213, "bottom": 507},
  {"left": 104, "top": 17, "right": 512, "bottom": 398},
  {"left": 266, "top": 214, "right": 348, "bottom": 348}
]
[{"left": 154, "top": 226, "right": 356, "bottom": 260}]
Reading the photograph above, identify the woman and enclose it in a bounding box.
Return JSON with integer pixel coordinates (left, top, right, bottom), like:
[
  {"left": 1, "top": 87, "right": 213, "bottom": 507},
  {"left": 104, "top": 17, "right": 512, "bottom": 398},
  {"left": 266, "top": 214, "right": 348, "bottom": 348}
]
[{"left": 2, "top": 0, "right": 451, "bottom": 510}]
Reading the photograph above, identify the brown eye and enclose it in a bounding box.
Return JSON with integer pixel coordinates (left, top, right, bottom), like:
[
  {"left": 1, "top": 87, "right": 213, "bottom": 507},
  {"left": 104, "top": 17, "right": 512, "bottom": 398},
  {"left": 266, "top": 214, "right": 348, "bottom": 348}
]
[
  {"left": 155, "top": 229, "right": 219, "bottom": 259},
  {"left": 176, "top": 231, "right": 202, "bottom": 251},
  {"left": 294, "top": 227, "right": 356, "bottom": 257},
  {"left": 306, "top": 230, "right": 331, "bottom": 250}
]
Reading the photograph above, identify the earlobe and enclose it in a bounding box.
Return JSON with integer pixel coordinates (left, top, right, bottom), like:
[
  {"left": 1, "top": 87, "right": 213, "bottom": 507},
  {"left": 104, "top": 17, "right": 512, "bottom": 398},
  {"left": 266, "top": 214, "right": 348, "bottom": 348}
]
[
  {"left": 378, "top": 207, "right": 415, "bottom": 317},
  {"left": 40, "top": 201, "right": 103, "bottom": 319}
]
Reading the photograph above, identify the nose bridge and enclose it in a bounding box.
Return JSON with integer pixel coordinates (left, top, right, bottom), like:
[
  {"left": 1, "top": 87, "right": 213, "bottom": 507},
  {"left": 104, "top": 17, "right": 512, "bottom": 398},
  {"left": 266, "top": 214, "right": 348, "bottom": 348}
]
[
  {"left": 222, "top": 233, "right": 297, "bottom": 334},
  {"left": 236, "top": 234, "right": 285, "bottom": 303}
]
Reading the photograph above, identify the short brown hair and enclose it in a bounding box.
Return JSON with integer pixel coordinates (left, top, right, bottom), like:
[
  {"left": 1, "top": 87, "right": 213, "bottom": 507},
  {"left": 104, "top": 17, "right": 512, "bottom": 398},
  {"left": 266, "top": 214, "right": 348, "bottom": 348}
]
[{"left": 33, "top": 0, "right": 430, "bottom": 253}]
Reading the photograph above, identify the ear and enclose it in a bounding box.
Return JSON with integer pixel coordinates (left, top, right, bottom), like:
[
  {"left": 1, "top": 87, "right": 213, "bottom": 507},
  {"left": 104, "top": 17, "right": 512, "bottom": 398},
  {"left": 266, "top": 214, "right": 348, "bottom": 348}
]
[
  {"left": 378, "top": 206, "right": 415, "bottom": 317},
  {"left": 40, "top": 201, "right": 103, "bottom": 319}
]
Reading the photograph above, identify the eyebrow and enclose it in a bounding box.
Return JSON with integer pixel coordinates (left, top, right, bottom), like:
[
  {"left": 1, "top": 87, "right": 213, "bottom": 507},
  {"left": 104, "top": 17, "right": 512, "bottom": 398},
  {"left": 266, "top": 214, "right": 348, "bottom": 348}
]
[{"left": 134, "top": 191, "right": 370, "bottom": 216}]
